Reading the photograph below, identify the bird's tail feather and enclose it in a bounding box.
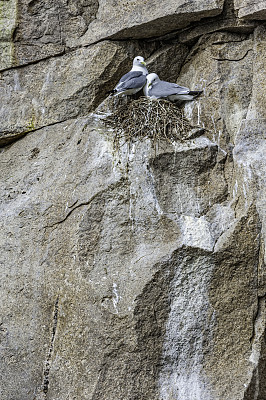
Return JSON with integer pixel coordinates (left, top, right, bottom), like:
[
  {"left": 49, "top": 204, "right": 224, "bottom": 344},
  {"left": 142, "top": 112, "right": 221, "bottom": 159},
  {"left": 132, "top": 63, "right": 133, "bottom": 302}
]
[
  {"left": 106, "top": 89, "right": 117, "bottom": 96},
  {"left": 188, "top": 90, "right": 203, "bottom": 97}
]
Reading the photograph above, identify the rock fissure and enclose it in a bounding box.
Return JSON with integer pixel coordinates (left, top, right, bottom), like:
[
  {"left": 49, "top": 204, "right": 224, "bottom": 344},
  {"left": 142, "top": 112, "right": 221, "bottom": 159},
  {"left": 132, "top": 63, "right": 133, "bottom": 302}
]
[
  {"left": 42, "top": 295, "right": 59, "bottom": 396},
  {"left": 43, "top": 179, "right": 127, "bottom": 230},
  {"left": 0, "top": 30, "right": 156, "bottom": 74},
  {"left": 250, "top": 295, "right": 266, "bottom": 345},
  {"left": 0, "top": 116, "right": 74, "bottom": 147},
  {"left": 55, "top": 0, "right": 63, "bottom": 46},
  {"left": 0, "top": 47, "right": 66, "bottom": 74},
  {"left": 211, "top": 37, "right": 250, "bottom": 45},
  {"left": 211, "top": 48, "right": 253, "bottom": 61}
]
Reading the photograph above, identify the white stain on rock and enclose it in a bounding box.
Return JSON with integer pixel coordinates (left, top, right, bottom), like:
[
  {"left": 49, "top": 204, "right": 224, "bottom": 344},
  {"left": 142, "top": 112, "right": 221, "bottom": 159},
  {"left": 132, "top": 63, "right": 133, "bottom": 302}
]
[{"left": 159, "top": 255, "right": 214, "bottom": 400}]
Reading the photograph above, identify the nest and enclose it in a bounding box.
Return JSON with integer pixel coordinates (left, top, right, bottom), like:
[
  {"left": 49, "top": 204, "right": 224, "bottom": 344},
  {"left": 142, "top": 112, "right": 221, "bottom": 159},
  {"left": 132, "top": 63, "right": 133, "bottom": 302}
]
[{"left": 102, "top": 97, "right": 196, "bottom": 150}]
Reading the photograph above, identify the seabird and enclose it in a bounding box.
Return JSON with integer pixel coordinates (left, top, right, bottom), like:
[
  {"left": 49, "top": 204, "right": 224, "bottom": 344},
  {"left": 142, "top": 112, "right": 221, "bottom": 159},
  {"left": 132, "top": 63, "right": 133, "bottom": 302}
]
[
  {"left": 144, "top": 73, "right": 203, "bottom": 102},
  {"left": 110, "top": 56, "right": 148, "bottom": 96}
]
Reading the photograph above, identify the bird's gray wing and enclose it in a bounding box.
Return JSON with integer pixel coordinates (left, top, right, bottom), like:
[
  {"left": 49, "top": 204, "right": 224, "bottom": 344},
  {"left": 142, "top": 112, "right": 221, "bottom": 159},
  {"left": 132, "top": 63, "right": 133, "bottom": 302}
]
[
  {"left": 119, "top": 70, "right": 143, "bottom": 83},
  {"left": 150, "top": 81, "right": 190, "bottom": 97},
  {"left": 116, "top": 71, "right": 146, "bottom": 91}
]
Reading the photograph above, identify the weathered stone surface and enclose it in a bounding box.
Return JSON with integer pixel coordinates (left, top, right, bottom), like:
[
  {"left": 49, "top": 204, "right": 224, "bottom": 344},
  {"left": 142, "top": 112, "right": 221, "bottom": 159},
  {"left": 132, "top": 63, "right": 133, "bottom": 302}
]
[
  {"left": 173, "top": 28, "right": 266, "bottom": 399},
  {"left": 0, "top": 0, "right": 17, "bottom": 70},
  {"left": 246, "top": 26, "right": 266, "bottom": 120},
  {"left": 0, "top": 41, "right": 136, "bottom": 146},
  {"left": 176, "top": 0, "right": 262, "bottom": 45},
  {"left": 146, "top": 43, "right": 189, "bottom": 82},
  {"left": 235, "top": 0, "right": 266, "bottom": 19},
  {"left": 0, "top": 118, "right": 213, "bottom": 398},
  {"left": 150, "top": 138, "right": 228, "bottom": 221},
  {"left": 178, "top": 17, "right": 258, "bottom": 45},
  {"left": 79, "top": 0, "right": 225, "bottom": 46},
  {"left": 14, "top": 0, "right": 99, "bottom": 64},
  {"left": 1, "top": 107, "right": 265, "bottom": 399},
  {"left": 0, "top": 0, "right": 99, "bottom": 69},
  {"left": 177, "top": 27, "right": 266, "bottom": 216},
  {"left": 0, "top": 116, "right": 231, "bottom": 399},
  {"left": 159, "top": 207, "right": 261, "bottom": 400},
  {"left": 0, "top": 2, "right": 266, "bottom": 400},
  {"left": 2, "top": 0, "right": 265, "bottom": 71},
  {"left": 177, "top": 31, "right": 254, "bottom": 145},
  {"left": 0, "top": 0, "right": 226, "bottom": 69}
]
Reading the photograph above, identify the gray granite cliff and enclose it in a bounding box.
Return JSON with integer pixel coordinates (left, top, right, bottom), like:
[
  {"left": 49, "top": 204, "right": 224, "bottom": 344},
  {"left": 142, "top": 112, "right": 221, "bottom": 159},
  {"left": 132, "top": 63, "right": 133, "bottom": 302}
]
[{"left": 0, "top": 1, "right": 265, "bottom": 399}]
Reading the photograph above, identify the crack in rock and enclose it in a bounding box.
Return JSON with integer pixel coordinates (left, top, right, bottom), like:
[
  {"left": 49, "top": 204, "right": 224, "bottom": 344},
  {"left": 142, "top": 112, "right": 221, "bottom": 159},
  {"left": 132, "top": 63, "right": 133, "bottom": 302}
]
[
  {"left": 212, "top": 48, "right": 252, "bottom": 62},
  {"left": 44, "top": 179, "right": 127, "bottom": 230},
  {"left": 42, "top": 295, "right": 59, "bottom": 396}
]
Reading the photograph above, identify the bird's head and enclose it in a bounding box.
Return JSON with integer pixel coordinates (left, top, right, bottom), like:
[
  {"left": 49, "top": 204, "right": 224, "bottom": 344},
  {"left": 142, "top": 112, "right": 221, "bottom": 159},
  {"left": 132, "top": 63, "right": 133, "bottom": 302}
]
[
  {"left": 133, "top": 56, "right": 146, "bottom": 67},
  {"left": 146, "top": 73, "right": 159, "bottom": 88}
]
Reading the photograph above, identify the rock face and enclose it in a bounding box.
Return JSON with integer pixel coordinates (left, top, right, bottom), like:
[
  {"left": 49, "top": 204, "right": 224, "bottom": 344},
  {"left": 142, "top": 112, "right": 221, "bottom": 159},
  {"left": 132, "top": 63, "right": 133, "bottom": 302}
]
[
  {"left": 0, "top": 1, "right": 265, "bottom": 400},
  {"left": 0, "top": 41, "right": 134, "bottom": 145},
  {"left": 79, "top": 0, "right": 225, "bottom": 45},
  {"left": 234, "top": 0, "right": 266, "bottom": 19}
]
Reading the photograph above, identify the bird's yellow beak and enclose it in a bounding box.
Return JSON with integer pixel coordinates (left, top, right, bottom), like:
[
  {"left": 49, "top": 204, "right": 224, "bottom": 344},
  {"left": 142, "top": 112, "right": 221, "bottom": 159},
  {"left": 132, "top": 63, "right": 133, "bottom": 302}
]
[
  {"left": 148, "top": 82, "right": 152, "bottom": 88},
  {"left": 141, "top": 61, "right": 146, "bottom": 66}
]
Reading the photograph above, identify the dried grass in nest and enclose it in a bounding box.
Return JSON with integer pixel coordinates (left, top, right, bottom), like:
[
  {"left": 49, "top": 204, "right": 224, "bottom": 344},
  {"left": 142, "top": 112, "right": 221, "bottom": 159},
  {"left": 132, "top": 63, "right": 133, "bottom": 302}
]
[{"left": 103, "top": 97, "right": 194, "bottom": 150}]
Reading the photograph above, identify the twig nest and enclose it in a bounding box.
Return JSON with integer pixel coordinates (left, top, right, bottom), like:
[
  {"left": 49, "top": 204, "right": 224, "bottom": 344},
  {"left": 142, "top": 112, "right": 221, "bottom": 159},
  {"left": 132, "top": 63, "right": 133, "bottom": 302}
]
[{"left": 103, "top": 97, "right": 203, "bottom": 149}]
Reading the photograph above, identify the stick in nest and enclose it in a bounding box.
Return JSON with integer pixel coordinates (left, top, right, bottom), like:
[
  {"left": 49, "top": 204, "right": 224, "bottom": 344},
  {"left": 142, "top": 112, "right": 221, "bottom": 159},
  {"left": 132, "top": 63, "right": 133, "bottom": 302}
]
[{"left": 103, "top": 97, "right": 194, "bottom": 150}]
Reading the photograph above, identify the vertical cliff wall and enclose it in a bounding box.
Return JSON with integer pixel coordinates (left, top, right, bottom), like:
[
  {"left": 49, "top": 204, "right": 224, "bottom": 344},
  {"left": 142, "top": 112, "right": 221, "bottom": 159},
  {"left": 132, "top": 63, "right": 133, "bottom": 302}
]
[{"left": 0, "top": 1, "right": 265, "bottom": 399}]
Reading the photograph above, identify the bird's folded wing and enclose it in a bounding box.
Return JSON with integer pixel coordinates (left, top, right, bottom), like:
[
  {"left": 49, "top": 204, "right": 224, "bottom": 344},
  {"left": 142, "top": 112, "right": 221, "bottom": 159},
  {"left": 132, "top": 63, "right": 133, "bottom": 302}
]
[
  {"left": 116, "top": 73, "right": 146, "bottom": 91},
  {"left": 151, "top": 81, "right": 190, "bottom": 97},
  {"left": 119, "top": 71, "right": 145, "bottom": 83}
]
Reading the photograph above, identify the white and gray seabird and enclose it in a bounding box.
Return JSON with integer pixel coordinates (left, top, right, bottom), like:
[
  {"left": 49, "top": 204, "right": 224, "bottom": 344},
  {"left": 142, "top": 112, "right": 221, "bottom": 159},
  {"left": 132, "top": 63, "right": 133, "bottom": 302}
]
[
  {"left": 144, "top": 73, "right": 203, "bottom": 101},
  {"left": 110, "top": 56, "right": 148, "bottom": 96}
]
